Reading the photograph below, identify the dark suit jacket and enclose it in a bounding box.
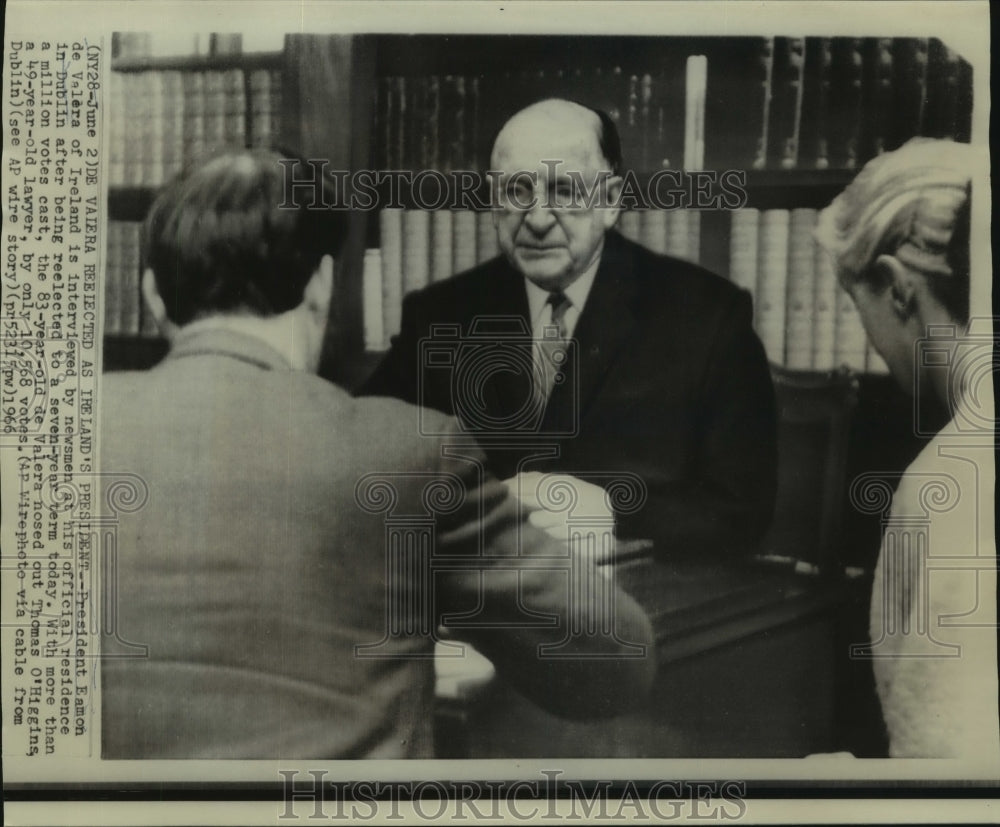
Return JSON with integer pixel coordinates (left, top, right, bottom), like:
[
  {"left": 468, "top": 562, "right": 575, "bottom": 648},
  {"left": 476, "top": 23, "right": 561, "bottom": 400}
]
[
  {"left": 100, "top": 327, "right": 654, "bottom": 759},
  {"left": 360, "top": 231, "right": 778, "bottom": 559}
]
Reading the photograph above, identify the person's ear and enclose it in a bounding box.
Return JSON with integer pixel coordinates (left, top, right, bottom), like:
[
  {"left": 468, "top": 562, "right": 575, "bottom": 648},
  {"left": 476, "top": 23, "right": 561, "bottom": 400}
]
[
  {"left": 873, "top": 254, "right": 918, "bottom": 320},
  {"left": 141, "top": 269, "right": 178, "bottom": 340},
  {"left": 601, "top": 174, "right": 623, "bottom": 230},
  {"left": 303, "top": 254, "right": 334, "bottom": 324}
]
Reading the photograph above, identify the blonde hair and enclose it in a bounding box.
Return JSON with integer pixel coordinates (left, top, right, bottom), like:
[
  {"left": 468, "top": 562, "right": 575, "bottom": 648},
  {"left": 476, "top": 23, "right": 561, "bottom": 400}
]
[{"left": 814, "top": 138, "right": 973, "bottom": 322}]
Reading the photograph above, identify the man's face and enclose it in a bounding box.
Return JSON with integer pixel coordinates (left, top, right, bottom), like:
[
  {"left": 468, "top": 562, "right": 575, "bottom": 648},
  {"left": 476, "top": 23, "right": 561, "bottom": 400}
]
[{"left": 491, "top": 107, "right": 620, "bottom": 292}]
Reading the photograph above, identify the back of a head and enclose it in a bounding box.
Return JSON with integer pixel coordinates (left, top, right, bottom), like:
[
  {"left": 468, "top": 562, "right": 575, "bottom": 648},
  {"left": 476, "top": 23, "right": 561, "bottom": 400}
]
[
  {"left": 815, "top": 138, "right": 974, "bottom": 323},
  {"left": 143, "top": 149, "right": 348, "bottom": 326}
]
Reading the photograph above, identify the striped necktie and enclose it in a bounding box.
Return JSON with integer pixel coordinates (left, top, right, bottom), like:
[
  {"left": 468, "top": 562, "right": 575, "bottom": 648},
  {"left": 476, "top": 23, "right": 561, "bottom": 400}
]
[{"left": 535, "top": 290, "right": 572, "bottom": 405}]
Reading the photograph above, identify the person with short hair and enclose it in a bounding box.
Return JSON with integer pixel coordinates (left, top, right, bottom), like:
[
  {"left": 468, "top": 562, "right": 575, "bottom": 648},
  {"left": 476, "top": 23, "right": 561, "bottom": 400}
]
[
  {"left": 100, "top": 149, "right": 655, "bottom": 759},
  {"left": 815, "top": 138, "right": 997, "bottom": 759}
]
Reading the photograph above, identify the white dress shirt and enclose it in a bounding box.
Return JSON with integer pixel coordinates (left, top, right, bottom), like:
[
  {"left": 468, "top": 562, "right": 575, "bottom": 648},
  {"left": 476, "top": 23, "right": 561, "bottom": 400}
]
[{"left": 523, "top": 259, "right": 600, "bottom": 340}]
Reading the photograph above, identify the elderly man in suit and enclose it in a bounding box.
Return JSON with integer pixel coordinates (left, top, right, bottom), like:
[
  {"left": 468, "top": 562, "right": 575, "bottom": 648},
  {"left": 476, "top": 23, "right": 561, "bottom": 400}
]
[
  {"left": 361, "top": 99, "right": 777, "bottom": 560},
  {"left": 100, "top": 149, "right": 654, "bottom": 759}
]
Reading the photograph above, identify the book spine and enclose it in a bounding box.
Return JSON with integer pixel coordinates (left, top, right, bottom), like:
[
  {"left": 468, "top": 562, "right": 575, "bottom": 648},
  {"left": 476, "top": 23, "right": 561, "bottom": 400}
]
[
  {"left": 122, "top": 74, "right": 141, "bottom": 185},
  {"left": 639, "top": 209, "right": 669, "bottom": 256},
  {"left": 800, "top": 37, "right": 833, "bottom": 169},
  {"left": 833, "top": 282, "right": 868, "bottom": 372},
  {"left": 653, "top": 58, "right": 685, "bottom": 170},
  {"left": 163, "top": 71, "right": 185, "bottom": 180},
  {"left": 683, "top": 55, "right": 707, "bottom": 172},
  {"left": 363, "top": 248, "right": 386, "bottom": 351},
  {"left": 439, "top": 75, "right": 459, "bottom": 172},
  {"left": 248, "top": 69, "right": 271, "bottom": 149},
  {"left": 665, "top": 209, "right": 690, "bottom": 260},
  {"left": 603, "top": 65, "right": 625, "bottom": 147},
  {"left": 146, "top": 72, "right": 165, "bottom": 186},
  {"left": 925, "top": 40, "right": 964, "bottom": 140},
  {"left": 783, "top": 208, "right": 817, "bottom": 369},
  {"left": 268, "top": 69, "right": 282, "bottom": 144},
  {"left": 476, "top": 210, "right": 499, "bottom": 263},
  {"left": 467, "top": 75, "right": 481, "bottom": 171},
  {"left": 137, "top": 72, "right": 155, "bottom": 186},
  {"left": 768, "top": 38, "right": 807, "bottom": 169},
  {"left": 391, "top": 77, "right": 406, "bottom": 170},
  {"left": 120, "top": 222, "right": 142, "bottom": 336},
  {"left": 618, "top": 210, "right": 641, "bottom": 245},
  {"left": 452, "top": 75, "right": 467, "bottom": 172},
  {"left": 687, "top": 212, "right": 701, "bottom": 265},
  {"left": 400, "top": 208, "right": 430, "bottom": 295},
  {"left": 755, "top": 209, "right": 790, "bottom": 365},
  {"left": 374, "top": 76, "right": 391, "bottom": 169},
  {"left": 405, "top": 75, "right": 426, "bottom": 171},
  {"left": 620, "top": 72, "right": 641, "bottom": 171},
  {"left": 812, "top": 245, "right": 838, "bottom": 371},
  {"left": 452, "top": 210, "right": 478, "bottom": 274},
  {"left": 889, "top": 38, "right": 929, "bottom": 151},
  {"left": 863, "top": 38, "right": 895, "bottom": 159},
  {"left": 728, "top": 208, "right": 760, "bottom": 299},
  {"left": 209, "top": 34, "right": 242, "bottom": 56},
  {"left": 639, "top": 73, "right": 653, "bottom": 171},
  {"left": 103, "top": 222, "right": 121, "bottom": 336},
  {"left": 182, "top": 71, "right": 206, "bottom": 168},
  {"left": 430, "top": 209, "right": 454, "bottom": 282},
  {"left": 203, "top": 71, "right": 227, "bottom": 155},
  {"left": 829, "top": 38, "right": 865, "bottom": 169},
  {"left": 754, "top": 38, "right": 775, "bottom": 170},
  {"left": 108, "top": 72, "right": 126, "bottom": 186},
  {"left": 224, "top": 69, "right": 247, "bottom": 149},
  {"left": 426, "top": 75, "right": 441, "bottom": 171},
  {"left": 380, "top": 208, "right": 405, "bottom": 340},
  {"left": 704, "top": 38, "right": 772, "bottom": 171}
]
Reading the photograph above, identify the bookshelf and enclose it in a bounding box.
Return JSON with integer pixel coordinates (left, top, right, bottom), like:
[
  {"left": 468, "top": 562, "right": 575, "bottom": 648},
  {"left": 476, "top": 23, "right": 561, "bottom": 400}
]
[
  {"left": 103, "top": 33, "right": 972, "bottom": 380},
  {"left": 352, "top": 34, "right": 971, "bottom": 382},
  {"left": 102, "top": 35, "right": 285, "bottom": 368}
]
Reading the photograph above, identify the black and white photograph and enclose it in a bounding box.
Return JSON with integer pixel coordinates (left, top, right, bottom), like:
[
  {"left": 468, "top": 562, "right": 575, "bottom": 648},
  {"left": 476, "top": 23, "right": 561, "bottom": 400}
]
[{"left": 0, "top": 1, "right": 995, "bottom": 824}]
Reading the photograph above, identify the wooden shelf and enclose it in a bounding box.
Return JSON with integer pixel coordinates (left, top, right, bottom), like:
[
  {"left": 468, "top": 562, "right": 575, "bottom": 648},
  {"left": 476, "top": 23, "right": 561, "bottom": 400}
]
[
  {"left": 111, "top": 51, "right": 282, "bottom": 73},
  {"left": 741, "top": 168, "right": 856, "bottom": 209}
]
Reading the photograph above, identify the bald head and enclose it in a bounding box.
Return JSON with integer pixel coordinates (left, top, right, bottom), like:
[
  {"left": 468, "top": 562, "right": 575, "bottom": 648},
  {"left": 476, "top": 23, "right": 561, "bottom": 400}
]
[{"left": 491, "top": 99, "right": 619, "bottom": 174}]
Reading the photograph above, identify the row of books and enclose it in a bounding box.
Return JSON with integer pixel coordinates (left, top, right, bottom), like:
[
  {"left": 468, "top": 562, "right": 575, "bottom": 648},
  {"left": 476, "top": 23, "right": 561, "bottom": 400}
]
[
  {"left": 707, "top": 36, "right": 968, "bottom": 173},
  {"left": 363, "top": 208, "right": 705, "bottom": 352},
  {"left": 373, "top": 37, "right": 970, "bottom": 174},
  {"left": 108, "top": 67, "right": 282, "bottom": 187},
  {"left": 363, "top": 209, "right": 502, "bottom": 349},
  {"left": 360, "top": 206, "right": 885, "bottom": 375},
  {"left": 104, "top": 221, "right": 157, "bottom": 337},
  {"left": 114, "top": 32, "right": 243, "bottom": 59},
  {"left": 726, "top": 207, "right": 887, "bottom": 374}
]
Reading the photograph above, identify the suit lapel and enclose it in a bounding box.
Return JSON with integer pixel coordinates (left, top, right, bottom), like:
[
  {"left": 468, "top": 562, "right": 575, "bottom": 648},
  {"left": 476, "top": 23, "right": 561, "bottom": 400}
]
[
  {"left": 542, "top": 233, "right": 641, "bottom": 433},
  {"left": 469, "top": 263, "right": 535, "bottom": 430}
]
